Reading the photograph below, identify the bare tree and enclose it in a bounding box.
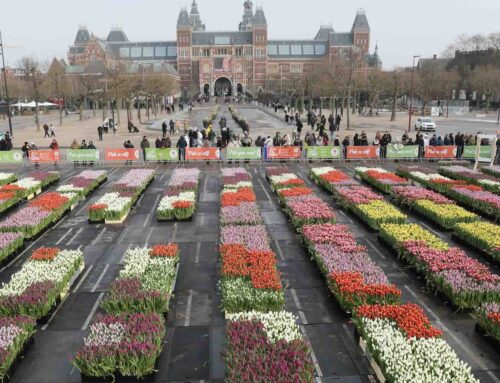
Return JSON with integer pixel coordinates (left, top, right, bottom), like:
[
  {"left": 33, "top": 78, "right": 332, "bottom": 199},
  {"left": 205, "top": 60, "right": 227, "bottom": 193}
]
[
  {"left": 468, "top": 66, "right": 500, "bottom": 111},
  {"left": 73, "top": 74, "right": 99, "bottom": 121},
  {"left": 20, "top": 56, "right": 46, "bottom": 131},
  {"left": 45, "top": 58, "right": 68, "bottom": 126},
  {"left": 383, "top": 69, "right": 409, "bottom": 121}
]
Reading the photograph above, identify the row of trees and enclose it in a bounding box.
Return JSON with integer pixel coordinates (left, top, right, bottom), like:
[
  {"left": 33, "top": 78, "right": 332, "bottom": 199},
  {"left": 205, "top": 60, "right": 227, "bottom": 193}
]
[
  {"left": 1, "top": 57, "right": 179, "bottom": 130},
  {"left": 274, "top": 49, "right": 500, "bottom": 128}
]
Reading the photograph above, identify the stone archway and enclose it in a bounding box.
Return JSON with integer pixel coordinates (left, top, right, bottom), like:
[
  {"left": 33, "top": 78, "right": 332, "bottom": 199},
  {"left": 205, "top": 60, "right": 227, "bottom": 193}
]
[{"left": 214, "top": 77, "right": 232, "bottom": 97}]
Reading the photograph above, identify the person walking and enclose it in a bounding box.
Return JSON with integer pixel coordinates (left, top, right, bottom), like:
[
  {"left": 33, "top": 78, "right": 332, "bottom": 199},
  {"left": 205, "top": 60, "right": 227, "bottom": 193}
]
[
  {"left": 296, "top": 118, "right": 303, "bottom": 138},
  {"left": 328, "top": 114, "right": 335, "bottom": 140},
  {"left": 49, "top": 124, "right": 56, "bottom": 137},
  {"left": 169, "top": 119, "right": 175, "bottom": 135},
  {"left": 43, "top": 124, "right": 50, "bottom": 138},
  {"left": 97, "top": 125, "right": 103, "bottom": 141},
  {"left": 335, "top": 114, "right": 342, "bottom": 131}
]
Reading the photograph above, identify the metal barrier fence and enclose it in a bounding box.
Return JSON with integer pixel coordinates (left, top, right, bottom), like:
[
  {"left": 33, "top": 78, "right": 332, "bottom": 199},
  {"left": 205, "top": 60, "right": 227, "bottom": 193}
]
[{"left": 0, "top": 145, "right": 496, "bottom": 166}]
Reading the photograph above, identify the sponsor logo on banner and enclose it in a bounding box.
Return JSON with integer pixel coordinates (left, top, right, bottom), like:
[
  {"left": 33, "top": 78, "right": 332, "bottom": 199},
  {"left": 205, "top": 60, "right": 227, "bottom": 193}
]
[
  {"left": 185, "top": 147, "right": 220, "bottom": 160},
  {"left": 29, "top": 150, "right": 60, "bottom": 162},
  {"left": 105, "top": 149, "right": 140, "bottom": 161},
  {"left": 424, "top": 146, "right": 457, "bottom": 159},
  {"left": 306, "top": 146, "right": 342, "bottom": 159},
  {"left": 462, "top": 146, "right": 492, "bottom": 162},
  {"left": 66, "top": 149, "right": 100, "bottom": 161},
  {"left": 0, "top": 150, "right": 23, "bottom": 163},
  {"left": 386, "top": 145, "right": 419, "bottom": 159},
  {"left": 346, "top": 146, "right": 380, "bottom": 159},
  {"left": 266, "top": 146, "right": 301, "bottom": 159},
  {"left": 226, "top": 147, "right": 262, "bottom": 160},
  {"left": 145, "top": 148, "right": 178, "bottom": 161}
]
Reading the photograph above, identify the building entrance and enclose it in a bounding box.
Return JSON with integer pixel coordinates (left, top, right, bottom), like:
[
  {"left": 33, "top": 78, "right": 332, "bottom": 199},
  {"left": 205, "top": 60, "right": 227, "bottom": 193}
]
[{"left": 214, "top": 77, "right": 232, "bottom": 97}]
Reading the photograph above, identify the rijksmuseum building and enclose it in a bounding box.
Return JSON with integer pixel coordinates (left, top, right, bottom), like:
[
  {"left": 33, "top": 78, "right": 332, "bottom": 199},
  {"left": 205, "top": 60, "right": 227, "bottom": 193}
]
[{"left": 67, "top": 1, "right": 381, "bottom": 98}]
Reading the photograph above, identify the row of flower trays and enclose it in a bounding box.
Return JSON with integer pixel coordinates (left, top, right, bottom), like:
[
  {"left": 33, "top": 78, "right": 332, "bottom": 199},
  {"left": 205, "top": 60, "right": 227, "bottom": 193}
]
[
  {"left": 73, "top": 244, "right": 180, "bottom": 381},
  {"left": 157, "top": 168, "right": 200, "bottom": 221},
  {"left": 270, "top": 166, "right": 478, "bottom": 383},
  {"left": 89, "top": 169, "right": 155, "bottom": 224},
  {"left": 342, "top": 166, "right": 500, "bottom": 345},
  {"left": 396, "top": 165, "right": 500, "bottom": 221},
  {"left": 0, "top": 171, "right": 59, "bottom": 216},
  {"left": 220, "top": 168, "right": 315, "bottom": 382},
  {"left": 0, "top": 247, "right": 84, "bottom": 380}
]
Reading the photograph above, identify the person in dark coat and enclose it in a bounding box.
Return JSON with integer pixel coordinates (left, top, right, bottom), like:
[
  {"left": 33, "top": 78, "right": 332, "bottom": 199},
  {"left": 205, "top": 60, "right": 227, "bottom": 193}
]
[
  {"left": 162, "top": 121, "right": 167, "bottom": 137},
  {"left": 176, "top": 135, "right": 188, "bottom": 161}
]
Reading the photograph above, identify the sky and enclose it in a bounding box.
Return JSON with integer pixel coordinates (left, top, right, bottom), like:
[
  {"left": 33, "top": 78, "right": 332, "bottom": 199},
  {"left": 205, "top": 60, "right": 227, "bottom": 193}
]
[{"left": 1, "top": 0, "right": 500, "bottom": 69}]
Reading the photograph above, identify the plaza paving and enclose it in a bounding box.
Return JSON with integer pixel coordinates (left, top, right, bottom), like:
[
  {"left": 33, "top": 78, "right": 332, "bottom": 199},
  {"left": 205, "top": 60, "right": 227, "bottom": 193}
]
[
  {"left": 0, "top": 161, "right": 497, "bottom": 382},
  {"left": 2, "top": 104, "right": 500, "bottom": 151}
]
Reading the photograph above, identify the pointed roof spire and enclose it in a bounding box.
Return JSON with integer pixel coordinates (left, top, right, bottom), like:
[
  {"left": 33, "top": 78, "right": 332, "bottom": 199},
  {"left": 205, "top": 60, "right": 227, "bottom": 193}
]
[
  {"left": 177, "top": 7, "right": 190, "bottom": 28},
  {"left": 352, "top": 9, "right": 370, "bottom": 31},
  {"left": 190, "top": 0, "right": 199, "bottom": 15},
  {"left": 254, "top": 6, "right": 267, "bottom": 26}
]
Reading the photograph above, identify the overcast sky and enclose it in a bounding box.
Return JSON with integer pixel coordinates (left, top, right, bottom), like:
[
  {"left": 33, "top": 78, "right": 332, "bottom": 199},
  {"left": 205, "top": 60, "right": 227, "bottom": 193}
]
[{"left": 2, "top": 0, "right": 500, "bottom": 68}]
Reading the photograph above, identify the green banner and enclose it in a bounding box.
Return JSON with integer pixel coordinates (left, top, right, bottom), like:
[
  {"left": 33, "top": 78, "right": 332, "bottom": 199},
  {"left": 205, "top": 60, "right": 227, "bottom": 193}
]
[
  {"left": 0, "top": 150, "right": 24, "bottom": 163},
  {"left": 386, "top": 145, "right": 419, "bottom": 159},
  {"left": 463, "top": 146, "right": 492, "bottom": 160},
  {"left": 306, "top": 146, "right": 342, "bottom": 159},
  {"left": 145, "top": 148, "right": 178, "bottom": 161},
  {"left": 226, "top": 147, "right": 262, "bottom": 160},
  {"left": 66, "top": 149, "right": 100, "bottom": 161}
]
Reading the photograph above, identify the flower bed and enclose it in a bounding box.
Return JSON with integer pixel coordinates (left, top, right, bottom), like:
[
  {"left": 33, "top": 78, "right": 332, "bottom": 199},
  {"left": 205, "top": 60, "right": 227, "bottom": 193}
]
[
  {"left": 0, "top": 172, "right": 17, "bottom": 186},
  {"left": 356, "top": 167, "right": 409, "bottom": 194},
  {"left": 0, "top": 171, "right": 59, "bottom": 200},
  {"left": 379, "top": 223, "right": 500, "bottom": 309},
  {"left": 0, "top": 316, "right": 35, "bottom": 380},
  {"left": 302, "top": 223, "right": 401, "bottom": 311},
  {"left": 102, "top": 245, "right": 179, "bottom": 314},
  {"left": 396, "top": 166, "right": 464, "bottom": 194},
  {"left": 481, "top": 165, "right": 500, "bottom": 179},
  {"left": 220, "top": 169, "right": 284, "bottom": 313},
  {"left": 0, "top": 191, "right": 20, "bottom": 216},
  {"left": 353, "top": 200, "right": 407, "bottom": 230},
  {"left": 56, "top": 170, "right": 107, "bottom": 198},
  {"left": 439, "top": 166, "right": 500, "bottom": 193},
  {"left": 411, "top": 199, "right": 479, "bottom": 230},
  {"left": 0, "top": 232, "right": 23, "bottom": 263},
  {"left": 448, "top": 185, "right": 500, "bottom": 220},
  {"left": 310, "top": 167, "right": 358, "bottom": 191},
  {"left": 225, "top": 311, "right": 315, "bottom": 383},
  {"left": 157, "top": 168, "right": 200, "bottom": 221},
  {"left": 89, "top": 169, "right": 154, "bottom": 223},
  {"left": 476, "top": 303, "right": 500, "bottom": 342},
  {"left": 0, "top": 247, "right": 84, "bottom": 318},
  {"left": 454, "top": 221, "right": 500, "bottom": 262},
  {"left": 73, "top": 312, "right": 165, "bottom": 380},
  {"left": 353, "top": 304, "right": 478, "bottom": 383},
  {"left": 0, "top": 192, "right": 78, "bottom": 239}
]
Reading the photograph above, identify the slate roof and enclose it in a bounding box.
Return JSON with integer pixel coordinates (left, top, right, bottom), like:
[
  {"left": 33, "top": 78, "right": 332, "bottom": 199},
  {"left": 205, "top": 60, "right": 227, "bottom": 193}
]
[
  {"left": 329, "top": 33, "right": 353, "bottom": 46},
  {"left": 106, "top": 29, "right": 129, "bottom": 43},
  {"left": 74, "top": 27, "right": 90, "bottom": 46},
  {"left": 352, "top": 10, "right": 370, "bottom": 31},
  {"left": 192, "top": 31, "right": 253, "bottom": 45},
  {"left": 177, "top": 8, "right": 190, "bottom": 27},
  {"left": 254, "top": 7, "right": 267, "bottom": 25},
  {"left": 315, "top": 26, "right": 334, "bottom": 40}
]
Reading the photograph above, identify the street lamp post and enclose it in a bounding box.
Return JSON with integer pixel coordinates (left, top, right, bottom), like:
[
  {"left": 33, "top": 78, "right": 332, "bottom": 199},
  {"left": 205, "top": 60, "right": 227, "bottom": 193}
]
[
  {"left": 408, "top": 55, "right": 420, "bottom": 132},
  {"left": 0, "top": 30, "right": 13, "bottom": 137}
]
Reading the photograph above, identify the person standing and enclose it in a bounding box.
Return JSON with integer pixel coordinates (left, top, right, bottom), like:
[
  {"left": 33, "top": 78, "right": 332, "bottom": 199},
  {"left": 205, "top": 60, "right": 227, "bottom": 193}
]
[
  {"left": 162, "top": 121, "right": 167, "bottom": 137},
  {"left": 176, "top": 134, "right": 187, "bottom": 162},
  {"left": 49, "top": 124, "right": 56, "bottom": 137},
  {"left": 296, "top": 118, "right": 303, "bottom": 138},
  {"left": 140, "top": 136, "right": 150, "bottom": 161}
]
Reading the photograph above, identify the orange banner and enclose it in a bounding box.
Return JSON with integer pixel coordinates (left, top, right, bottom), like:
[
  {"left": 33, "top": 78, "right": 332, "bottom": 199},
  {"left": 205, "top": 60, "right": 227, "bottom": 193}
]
[
  {"left": 105, "top": 148, "right": 140, "bottom": 161},
  {"left": 185, "top": 147, "right": 221, "bottom": 161},
  {"left": 424, "top": 146, "right": 457, "bottom": 159},
  {"left": 266, "top": 146, "right": 301, "bottom": 159},
  {"left": 346, "top": 146, "right": 379, "bottom": 159},
  {"left": 29, "top": 150, "right": 60, "bottom": 162}
]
